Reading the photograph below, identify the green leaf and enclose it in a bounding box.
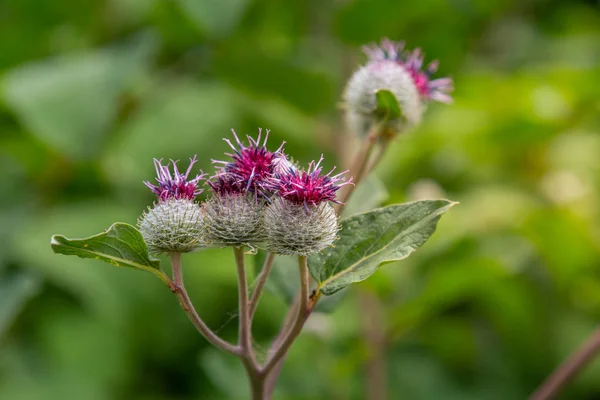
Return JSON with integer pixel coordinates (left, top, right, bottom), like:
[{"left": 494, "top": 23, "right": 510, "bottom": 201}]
[
  {"left": 309, "top": 200, "right": 456, "bottom": 295},
  {"left": 375, "top": 89, "right": 402, "bottom": 121},
  {"left": 50, "top": 223, "right": 169, "bottom": 285}
]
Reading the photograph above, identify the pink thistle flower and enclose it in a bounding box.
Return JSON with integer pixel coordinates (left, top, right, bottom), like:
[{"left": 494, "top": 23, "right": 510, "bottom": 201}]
[
  {"left": 144, "top": 156, "right": 206, "bottom": 201},
  {"left": 212, "top": 128, "right": 285, "bottom": 197},
  {"left": 276, "top": 155, "right": 352, "bottom": 208},
  {"left": 363, "top": 38, "right": 453, "bottom": 103}
]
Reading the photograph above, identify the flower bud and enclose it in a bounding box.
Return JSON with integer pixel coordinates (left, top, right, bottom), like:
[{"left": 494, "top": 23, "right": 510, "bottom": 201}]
[
  {"left": 264, "top": 199, "right": 338, "bottom": 256},
  {"left": 343, "top": 39, "right": 453, "bottom": 138},
  {"left": 138, "top": 199, "right": 204, "bottom": 254}
]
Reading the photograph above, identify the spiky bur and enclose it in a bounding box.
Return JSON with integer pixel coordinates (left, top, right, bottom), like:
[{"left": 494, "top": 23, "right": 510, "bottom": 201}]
[
  {"left": 139, "top": 157, "right": 206, "bottom": 253},
  {"left": 203, "top": 191, "right": 265, "bottom": 248},
  {"left": 264, "top": 156, "right": 351, "bottom": 256},
  {"left": 203, "top": 175, "right": 265, "bottom": 247},
  {"left": 139, "top": 199, "right": 205, "bottom": 254},
  {"left": 343, "top": 38, "right": 453, "bottom": 137},
  {"left": 264, "top": 200, "right": 337, "bottom": 256}
]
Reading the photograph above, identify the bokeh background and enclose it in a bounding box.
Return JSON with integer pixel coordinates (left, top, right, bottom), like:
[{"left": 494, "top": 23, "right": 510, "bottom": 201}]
[{"left": 2, "top": 0, "right": 600, "bottom": 399}]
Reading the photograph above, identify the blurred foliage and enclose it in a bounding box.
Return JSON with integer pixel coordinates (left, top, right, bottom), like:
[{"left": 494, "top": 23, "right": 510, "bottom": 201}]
[{"left": 1, "top": 0, "right": 600, "bottom": 399}]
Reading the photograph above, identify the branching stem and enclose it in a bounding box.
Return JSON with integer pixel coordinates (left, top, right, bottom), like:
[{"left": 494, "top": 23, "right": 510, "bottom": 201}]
[
  {"left": 233, "top": 247, "right": 264, "bottom": 398},
  {"left": 261, "top": 256, "right": 310, "bottom": 376},
  {"left": 169, "top": 253, "right": 240, "bottom": 356}
]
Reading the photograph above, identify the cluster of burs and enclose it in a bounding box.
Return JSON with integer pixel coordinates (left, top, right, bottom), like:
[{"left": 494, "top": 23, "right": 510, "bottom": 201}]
[
  {"left": 139, "top": 39, "right": 453, "bottom": 257},
  {"left": 138, "top": 130, "right": 350, "bottom": 257}
]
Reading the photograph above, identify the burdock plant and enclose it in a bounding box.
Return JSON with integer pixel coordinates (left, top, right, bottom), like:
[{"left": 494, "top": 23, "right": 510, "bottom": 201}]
[{"left": 50, "top": 39, "right": 457, "bottom": 399}]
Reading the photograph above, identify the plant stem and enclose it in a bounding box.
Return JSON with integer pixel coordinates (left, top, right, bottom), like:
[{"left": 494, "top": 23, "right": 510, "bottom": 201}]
[
  {"left": 234, "top": 248, "right": 254, "bottom": 356},
  {"left": 530, "top": 326, "right": 600, "bottom": 400},
  {"left": 362, "top": 141, "right": 387, "bottom": 182},
  {"left": 233, "top": 247, "right": 265, "bottom": 399},
  {"left": 261, "top": 256, "right": 310, "bottom": 376},
  {"left": 335, "top": 124, "right": 381, "bottom": 215},
  {"left": 169, "top": 253, "right": 240, "bottom": 356},
  {"left": 250, "top": 253, "right": 276, "bottom": 317}
]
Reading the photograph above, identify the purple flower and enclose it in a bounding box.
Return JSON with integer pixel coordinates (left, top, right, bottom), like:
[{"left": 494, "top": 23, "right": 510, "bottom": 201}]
[
  {"left": 276, "top": 155, "right": 352, "bottom": 208},
  {"left": 363, "top": 38, "right": 453, "bottom": 103},
  {"left": 207, "top": 174, "right": 246, "bottom": 196},
  {"left": 212, "top": 128, "right": 285, "bottom": 197},
  {"left": 144, "top": 156, "right": 206, "bottom": 201}
]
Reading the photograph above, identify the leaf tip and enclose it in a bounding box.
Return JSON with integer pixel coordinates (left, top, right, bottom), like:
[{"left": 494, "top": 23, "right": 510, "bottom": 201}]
[{"left": 49, "top": 235, "right": 64, "bottom": 252}]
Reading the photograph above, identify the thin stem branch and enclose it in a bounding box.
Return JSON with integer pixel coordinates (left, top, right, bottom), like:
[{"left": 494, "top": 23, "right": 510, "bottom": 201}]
[
  {"left": 362, "top": 142, "right": 387, "bottom": 182},
  {"left": 250, "top": 253, "right": 276, "bottom": 318},
  {"left": 261, "top": 256, "right": 310, "bottom": 376},
  {"left": 530, "top": 326, "right": 600, "bottom": 400},
  {"left": 263, "top": 293, "right": 301, "bottom": 397},
  {"left": 169, "top": 253, "right": 240, "bottom": 356},
  {"left": 234, "top": 247, "right": 259, "bottom": 370},
  {"left": 335, "top": 125, "right": 382, "bottom": 215},
  {"left": 233, "top": 247, "right": 264, "bottom": 399}
]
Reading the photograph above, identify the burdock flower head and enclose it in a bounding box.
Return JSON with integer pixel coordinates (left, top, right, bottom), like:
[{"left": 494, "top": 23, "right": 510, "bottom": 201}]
[
  {"left": 144, "top": 156, "right": 205, "bottom": 201},
  {"left": 344, "top": 38, "right": 453, "bottom": 137},
  {"left": 264, "top": 156, "right": 352, "bottom": 256},
  {"left": 212, "top": 128, "right": 284, "bottom": 198},
  {"left": 204, "top": 129, "right": 285, "bottom": 248},
  {"left": 139, "top": 157, "right": 206, "bottom": 254}
]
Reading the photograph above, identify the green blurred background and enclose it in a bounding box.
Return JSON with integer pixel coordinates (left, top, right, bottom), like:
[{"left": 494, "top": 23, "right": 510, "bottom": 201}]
[{"left": 2, "top": 0, "right": 600, "bottom": 399}]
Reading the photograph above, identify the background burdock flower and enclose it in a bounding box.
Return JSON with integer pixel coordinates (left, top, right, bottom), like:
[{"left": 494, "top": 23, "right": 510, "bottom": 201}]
[
  {"left": 212, "top": 128, "right": 284, "bottom": 198},
  {"left": 362, "top": 39, "right": 453, "bottom": 104},
  {"left": 144, "top": 156, "right": 206, "bottom": 201},
  {"left": 264, "top": 156, "right": 351, "bottom": 256},
  {"left": 344, "top": 38, "right": 453, "bottom": 137}
]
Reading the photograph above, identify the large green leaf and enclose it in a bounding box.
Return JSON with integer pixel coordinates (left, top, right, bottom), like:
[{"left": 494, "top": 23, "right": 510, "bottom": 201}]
[
  {"left": 309, "top": 200, "right": 456, "bottom": 295},
  {"left": 50, "top": 223, "right": 169, "bottom": 285}
]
